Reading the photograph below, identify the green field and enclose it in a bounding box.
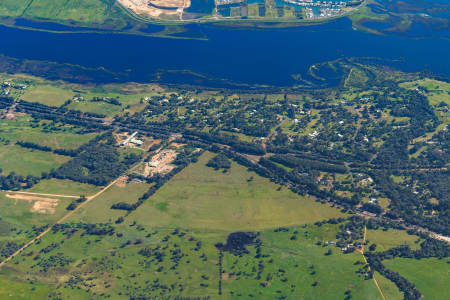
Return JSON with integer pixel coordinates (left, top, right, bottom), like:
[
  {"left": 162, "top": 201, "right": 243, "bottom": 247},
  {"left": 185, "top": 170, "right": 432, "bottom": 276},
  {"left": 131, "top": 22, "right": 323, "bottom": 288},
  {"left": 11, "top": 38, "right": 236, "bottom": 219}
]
[
  {"left": 384, "top": 258, "right": 450, "bottom": 300},
  {"left": 26, "top": 178, "right": 101, "bottom": 196},
  {"left": 128, "top": 152, "right": 345, "bottom": 231},
  {"left": 0, "top": 274, "right": 51, "bottom": 300},
  {"left": 221, "top": 224, "right": 384, "bottom": 300},
  {"left": 18, "top": 78, "right": 156, "bottom": 116},
  {"left": 0, "top": 0, "right": 32, "bottom": 17},
  {"left": 0, "top": 114, "right": 98, "bottom": 177},
  {"left": 20, "top": 0, "right": 114, "bottom": 24},
  {"left": 69, "top": 181, "right": 152, "bottom": 223},
  {"left": 0, "top": 117, "right": 97, "bottom": 149},
  {"left": 21, "top": 84, "right": 76, "bottom": 106},
  {"left": 1, "top": 225, "right": 221, "bottom": 299},
  {"left": 0, "top": 191, "right": 72, "bottom": 232},
  {"left": 0, "top": 217, "right": 389, "bottom": 299},
  {"left": 0, "top": 144, "right": 70, "bottom": 176},
  {"left": 365, "top": 229, "right": 421, "bottom": 252},
  {"left": 400, "top": 79, "right": 450, "bottom": 106},
  {"left": 374, "top": 271, "right": 402, "bottom": 300}
]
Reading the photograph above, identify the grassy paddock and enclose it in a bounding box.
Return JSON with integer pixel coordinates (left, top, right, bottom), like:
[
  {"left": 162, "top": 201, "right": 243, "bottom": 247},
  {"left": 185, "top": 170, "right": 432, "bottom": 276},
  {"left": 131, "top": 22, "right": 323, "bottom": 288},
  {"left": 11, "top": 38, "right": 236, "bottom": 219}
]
[
  {"left": 0, "top": 274, "right": 51, "bottom": 300},
  {"left": 21, "top": 84, "right": 76, "bottom": 107},
  {"left": 383, "top": 258, "right": 450, "bottom": 300},
  {"left": 0, "top": 0, "right": 31, "bottom": 17},
  {"left": 0, "top": 220, "right": 386, "bottom": 299},
  {"left": 26, "top": 178, "right": 102, "bottom": 196},
  {"left": 0, "top": 117, "right": 97, "bottom": 149},
  {"left": 21, "top": 0, "right": 113, "bottom": 24},
  {"left": 365, "top": 229, "right": 421, "bottom": 252},
  {"left": 69, "top": 181, "right": 153, "bottom": 223},
  {"left": 0, "top": 191, "right": 72, "bottom": 230},
  {"left": 374, "top": 271, "right": 402, "bottom": 300},
  {"left": 128, "top": 152, "right": 345, "bottom": 231},
  {"left": 223, "top": 223, "right": 383, "bottom": 299},
  {"left": 0, "top": 144, "right": 70, "bottom": 176}
]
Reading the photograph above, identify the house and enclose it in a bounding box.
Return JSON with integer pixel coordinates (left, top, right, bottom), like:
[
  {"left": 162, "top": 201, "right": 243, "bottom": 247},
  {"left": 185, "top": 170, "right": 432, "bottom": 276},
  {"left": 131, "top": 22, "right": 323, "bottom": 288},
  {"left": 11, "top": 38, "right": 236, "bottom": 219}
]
[{"left": 130, "top": 138, "right": 143, "bottom": 146}]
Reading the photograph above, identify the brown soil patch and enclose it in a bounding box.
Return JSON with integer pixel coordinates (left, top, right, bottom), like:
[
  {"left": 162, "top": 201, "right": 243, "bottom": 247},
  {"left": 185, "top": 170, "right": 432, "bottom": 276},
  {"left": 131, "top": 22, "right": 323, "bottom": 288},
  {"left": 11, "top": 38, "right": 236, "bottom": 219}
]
[
  {"left": 222, "top": 272, "right": 233, "bottom": 281},
  {"left": 170, "top": 142, "right": 186, "bottom": 149},
  {"left": 117, "top": 0, "right": 190, "bottom": 18},
  {"left": 6, "top": 193, "right": 59, "bottom": 214},
  {"left": 147, "top": 139, "right": 161, "bottom": 150},
  {"left": 115, "top": 177, "right": 128, "bottom": 188},
  {"left": 145, "top": 149, "right": 177, "bottom": 177}
]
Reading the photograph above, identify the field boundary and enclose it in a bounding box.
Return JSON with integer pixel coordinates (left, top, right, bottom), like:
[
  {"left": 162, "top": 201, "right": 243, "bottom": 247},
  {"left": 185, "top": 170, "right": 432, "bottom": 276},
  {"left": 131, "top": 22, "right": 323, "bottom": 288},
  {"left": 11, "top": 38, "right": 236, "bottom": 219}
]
[
  {"left": 360, "top": 226, "right": 387, "bottom": 300},
  {"left": 5, "top": 191, "right": 79, "bottom": 199},
  {"left": 0, "top": 176, "right": 122, "bottom": 269}
]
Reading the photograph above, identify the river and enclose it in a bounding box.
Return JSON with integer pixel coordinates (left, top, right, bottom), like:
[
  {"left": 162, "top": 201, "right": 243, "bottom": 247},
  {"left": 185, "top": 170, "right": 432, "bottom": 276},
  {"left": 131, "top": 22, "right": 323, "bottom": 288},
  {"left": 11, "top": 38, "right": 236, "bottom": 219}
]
[{"left": 0, "top": 18, "right": 449, "bottom": 88}]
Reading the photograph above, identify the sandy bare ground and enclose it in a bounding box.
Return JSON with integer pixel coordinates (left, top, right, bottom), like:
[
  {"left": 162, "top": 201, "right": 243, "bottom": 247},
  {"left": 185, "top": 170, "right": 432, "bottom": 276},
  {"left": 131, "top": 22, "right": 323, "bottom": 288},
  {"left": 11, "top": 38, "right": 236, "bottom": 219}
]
[
  {"left": 170, "top": 142, "right": 186, "bottom": 149},
  {"left": 6, "top": 193, "right": 59, "bottom": 214},
  {"left": 0, "top": 176, "right": 124, "bottom": 269},
  {"left": 145, "top": 149, "right": 177, "bottom": 177},
  {"left": 429, "top": 232, "right": 450, "bottom": 243},
  {"left": 118, "top": 0, "right": 191, "bottom": 18},
  {"left": 115, "top": 176, "right": 128, "bottom": 188},
  {"left": 5, "top": 191, "right": 79, "bottom": 198},
  {"left": 147, "top": 139, "right": 161, "bottom": 151}
]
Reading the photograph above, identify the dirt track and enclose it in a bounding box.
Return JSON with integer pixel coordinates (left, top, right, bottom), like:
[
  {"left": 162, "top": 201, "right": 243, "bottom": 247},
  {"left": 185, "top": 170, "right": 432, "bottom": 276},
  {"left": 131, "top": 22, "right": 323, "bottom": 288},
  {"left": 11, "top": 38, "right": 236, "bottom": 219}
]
[
  {"left": 0, "top": 176, "right": 123, "bottom": 269},
  {"left": 5, "top": 191, "right": 78, "bottom": 198},
  {"left": 5, "top": 193, "right": 59, "bottom": 214},
  {"left": 359, "top": 226, "right": 387, "bottom": 300}
]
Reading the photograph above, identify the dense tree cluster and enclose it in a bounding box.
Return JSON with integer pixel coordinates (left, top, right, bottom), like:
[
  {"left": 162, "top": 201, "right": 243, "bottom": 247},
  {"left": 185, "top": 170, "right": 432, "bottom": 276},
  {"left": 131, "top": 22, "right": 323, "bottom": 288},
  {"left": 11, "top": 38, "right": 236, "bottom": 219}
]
[
  {"left": 270, "top": 154, "right": 347, "bottom": 174},
  {"left": 0, "top": 171, "right": 40, "bottom": 190},
  {"left": 53, "top": 134, "right": 140, "bottom": 186},
  {"left": 206, "top": 154, "right": 231, "bottom": 170},
  {"left": 215, "top": 232, "right": 258, "bottom": 256},
  {"left": 16, "top": 141, "right": 78, "bottom": 157}
]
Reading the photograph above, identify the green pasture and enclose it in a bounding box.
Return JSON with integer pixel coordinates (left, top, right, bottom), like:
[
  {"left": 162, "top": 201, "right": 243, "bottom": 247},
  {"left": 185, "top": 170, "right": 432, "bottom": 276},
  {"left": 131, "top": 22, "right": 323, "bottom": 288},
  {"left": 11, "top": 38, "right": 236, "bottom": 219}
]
[
  {"left": 127, "top": 152, "right": 345, "bottom": 232},
  {"left": 384, "top": 258, "right": 450, "bottom": 300}
]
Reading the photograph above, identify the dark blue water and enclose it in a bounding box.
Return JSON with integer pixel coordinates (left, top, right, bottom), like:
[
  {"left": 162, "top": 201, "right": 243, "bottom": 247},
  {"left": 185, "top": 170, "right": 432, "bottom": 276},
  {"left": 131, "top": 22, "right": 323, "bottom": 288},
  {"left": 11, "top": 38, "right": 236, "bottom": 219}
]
[{"left": 0, "top": 18, "right": 449, "bottom": 87}]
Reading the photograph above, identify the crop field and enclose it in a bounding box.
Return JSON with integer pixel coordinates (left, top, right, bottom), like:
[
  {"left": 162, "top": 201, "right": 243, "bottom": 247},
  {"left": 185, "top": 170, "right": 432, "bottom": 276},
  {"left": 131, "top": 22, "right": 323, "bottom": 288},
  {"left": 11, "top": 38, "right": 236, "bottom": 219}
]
[
  {"left": 0, "top": 144, "right": 70, "bottom": 176},
  {"left": 128, "top": 152, "right": 345, "bottom": 232},
  {"left": 383, "top": 258, "right": 450, "bottom": 300}
]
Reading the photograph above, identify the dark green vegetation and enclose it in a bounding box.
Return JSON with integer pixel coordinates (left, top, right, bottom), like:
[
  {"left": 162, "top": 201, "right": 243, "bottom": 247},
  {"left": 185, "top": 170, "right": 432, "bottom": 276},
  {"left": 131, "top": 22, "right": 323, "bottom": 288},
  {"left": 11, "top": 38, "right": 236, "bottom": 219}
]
[
  {"left": 349, "top": 0, "right": 450, "bottom": 37},
  {"left": 0, "top": 61, "right": 449, "bottom": 299}
]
